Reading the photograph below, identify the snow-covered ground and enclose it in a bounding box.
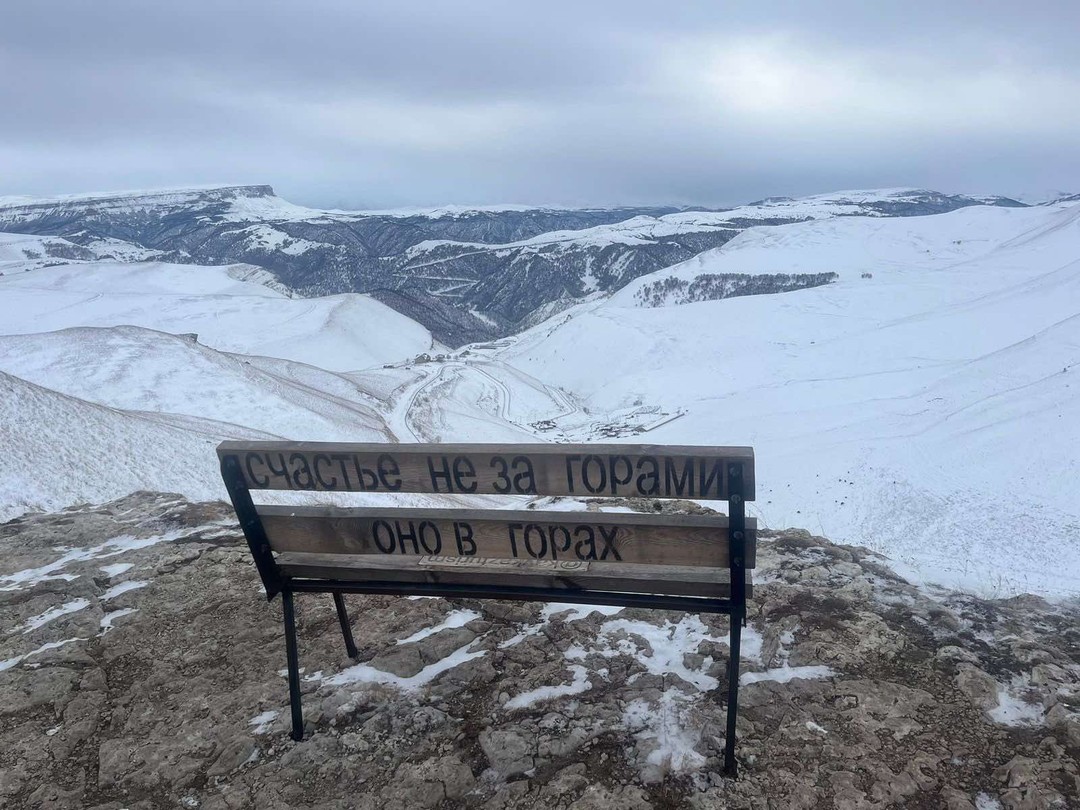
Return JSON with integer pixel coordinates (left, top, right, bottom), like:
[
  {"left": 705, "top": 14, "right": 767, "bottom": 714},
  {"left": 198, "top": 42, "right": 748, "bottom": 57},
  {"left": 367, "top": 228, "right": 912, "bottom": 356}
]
[
  {"left": 499, "top": 202, "right": 1080, "bottom": 598},
  {"left": 0, "top": 327, "right": 395, "bottom": 442},
  {"left": 0, "top": 248, "right": 552, "bottom": 517},
  {"left": 1, "top": 188, "right": 1077, "bottom": 810},
  {"left": 0, "top": 258, "right": 435, "bottom": 371},
  {"left": 0, "top": 232, "right": 75, "bottom": 263},
  {"left": 0, "top": 370, "right": 263, "bottom": 519},
  {"left": 1, "top": 195, "right": 1077, "bottom": 599},
  {"left": 0, "top": 252, "right": 442, "bottom": 517}
]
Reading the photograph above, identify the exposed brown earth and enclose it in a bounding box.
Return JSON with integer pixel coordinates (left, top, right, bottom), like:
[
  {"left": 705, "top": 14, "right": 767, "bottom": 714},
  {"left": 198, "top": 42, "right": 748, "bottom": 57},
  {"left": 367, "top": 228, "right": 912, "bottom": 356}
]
[{"left": 1, "top": 492, "right": 1077, "bottom": 809}]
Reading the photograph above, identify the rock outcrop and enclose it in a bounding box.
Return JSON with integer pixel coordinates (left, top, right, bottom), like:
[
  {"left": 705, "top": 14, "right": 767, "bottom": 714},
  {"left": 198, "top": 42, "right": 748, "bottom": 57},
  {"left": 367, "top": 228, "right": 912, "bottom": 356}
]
[{"left": 1, "top": 492, "right": 1076, "bottom": 808}]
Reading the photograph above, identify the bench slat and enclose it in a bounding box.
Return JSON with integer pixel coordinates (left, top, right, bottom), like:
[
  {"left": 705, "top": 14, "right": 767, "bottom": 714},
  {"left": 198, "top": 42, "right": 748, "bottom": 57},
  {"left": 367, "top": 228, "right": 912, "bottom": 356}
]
[
  {"left": 276, "top": 551, "right": 753, "bottom": 599},
  {"left": 218, "top": 442, "right": 755, "bottom": 500},
  {"left": 257, "top": 505, "right": 757, "bottom": 569}
]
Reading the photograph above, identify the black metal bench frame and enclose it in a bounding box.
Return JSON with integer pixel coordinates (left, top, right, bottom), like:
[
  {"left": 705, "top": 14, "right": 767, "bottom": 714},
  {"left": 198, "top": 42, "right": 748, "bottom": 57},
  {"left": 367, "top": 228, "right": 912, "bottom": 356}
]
[{"left": 219, "top": 445, "right": 752, "bottom": 778}]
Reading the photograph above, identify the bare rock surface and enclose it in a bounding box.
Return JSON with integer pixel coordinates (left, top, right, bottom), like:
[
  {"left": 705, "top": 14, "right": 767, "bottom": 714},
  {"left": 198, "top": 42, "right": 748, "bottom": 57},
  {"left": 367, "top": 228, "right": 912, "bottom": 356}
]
[{"left": 1, "top": 492, "right": 1077, "bottom": 808}]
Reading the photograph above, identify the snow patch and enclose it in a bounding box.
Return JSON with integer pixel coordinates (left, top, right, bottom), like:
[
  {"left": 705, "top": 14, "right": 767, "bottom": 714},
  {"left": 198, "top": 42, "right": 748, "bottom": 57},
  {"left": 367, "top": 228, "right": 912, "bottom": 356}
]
[
  {"left": 740, "top": 665, "right": 835, "bottom": 685},
  {"left": 505, "top": 665, "right": 592, "bottom": 710},
  {"left": 100, "top": 580, "right": 148, "bottom": 601},
  {"left": 623, "top": 691, "right": 707, "bottom": 778},
  {"left": 571, "top": 615, "right": 725, "bottom": 691},
  {"left": 395, "top": 609, "right": 481, "bottom": 645},
  {"left": 0, "top": 637, "right": 85, "bottom": 672},
  {"left": 99, "top": 563, "right": 134, "bottom": 577},
  {"left": 0, "top": 530, "right": 187, "bottom": 591},
  {"left": 989, "top": 678, "right": 1045, "bottom": 726},
  {"left": 21, "top": 598, "right": 90, "bottom": 633},
  {"left": 248, "top": 710, "right": 280, "bottom": 735},
  {"left": 325, "top": 639, "right": 486, "bottom": 690},
  {"left": 99, "top": 608, "right": 138, "bottom": 634}
]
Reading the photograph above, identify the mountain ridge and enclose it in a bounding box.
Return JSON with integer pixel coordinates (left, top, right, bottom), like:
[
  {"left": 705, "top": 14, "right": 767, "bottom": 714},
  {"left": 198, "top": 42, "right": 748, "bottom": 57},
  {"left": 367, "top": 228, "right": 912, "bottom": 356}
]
[{"left": 0, "top": 185, "right": 1027, "bottom": 345}]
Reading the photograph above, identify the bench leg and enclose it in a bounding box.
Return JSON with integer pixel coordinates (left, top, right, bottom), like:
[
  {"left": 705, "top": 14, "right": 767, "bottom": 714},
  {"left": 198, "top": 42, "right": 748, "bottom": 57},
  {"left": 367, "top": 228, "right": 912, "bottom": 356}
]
[
  {"left": 723, "top": 609, "right": 743, "bottom": 778},
  {"left": 333, "top": 591, "right": 359, "bottom": 659},
  {"left": 282, "top": 590, "right": 304, "bottom": 742}
]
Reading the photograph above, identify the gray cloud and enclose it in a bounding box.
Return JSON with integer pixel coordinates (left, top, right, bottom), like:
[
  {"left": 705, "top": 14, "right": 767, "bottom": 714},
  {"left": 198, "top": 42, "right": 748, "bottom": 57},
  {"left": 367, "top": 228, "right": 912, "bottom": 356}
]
[{"left": 2, "top": 1, "right": 1078, "bottom": 207}]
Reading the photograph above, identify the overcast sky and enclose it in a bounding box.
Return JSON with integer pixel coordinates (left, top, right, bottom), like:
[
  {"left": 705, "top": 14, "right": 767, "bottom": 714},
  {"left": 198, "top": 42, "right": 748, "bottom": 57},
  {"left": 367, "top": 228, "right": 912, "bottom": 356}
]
[{"left": 2, "top": 1, "right": 1078, "bottom": 208}]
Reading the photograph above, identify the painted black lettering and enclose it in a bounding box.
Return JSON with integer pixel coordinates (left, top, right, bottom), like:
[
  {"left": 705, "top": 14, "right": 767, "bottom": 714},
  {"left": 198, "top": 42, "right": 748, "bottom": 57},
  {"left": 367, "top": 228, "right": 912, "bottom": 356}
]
[
  {"left": 395, "top": 520, "right": 420, "bottom": 554},
  {"left": 352, "top": 458, "right": 378, "bottom": 490},
  {"left": 636, "top": 456, "right": 659, "bottom": 495},
  {"left": 453, "top": 456, "right": 478, "bottom": 493},
  {"left": 609, "top": 455, "right": 633, "bottom": 494},
  {"left": 289, "top": 453, "right": 314, "bottom": 489},
  {"left": 598, "top": 526, "right": 624, "bottom": 561},
  {"left": 378, "top": 454, "right": 401, "bottom": 491},
  {"left": 582, "top": 455, "right": 607, "bottom": 494},
  {"left": 565, "top": 455, "right": 581, "bottom": 494},
  {"left": 508, "top": 523, "right": 523, "bottom": 557},
  {"left": 511, "top": 456, "right": 536, "bottom": 494},
  {"left": 523, "top": 524, "right": 547, "bottom": 558},
  {"left": 491, "top": 456, "right": 511, "bottom": 493},
  {"left": 331, "top": 454, "right": 353, "bottom": 488},
  {"left": 574, "top": 525, "right": 597, "bottom": 560},
  {"left": 418, "top": 521, "right": 442, "bottom": 554},
  {"left": 427, "top": 455, "right": 453, "bottom": 492},
  {"left": 549, "top": 526, "right": 572, "bottom": 559},
  {"left": 244, "top": 452, "right": 269, "bottom": 487},
  {"left": 372, "top": 520, "right": 396, "bottom": 554},
  {"left": 453, "top": 522, "right": 476, "bottom": 555},
  {"left": 698, "top": 458, "right": 724, "bottom": 498},
  {"left": 266, "top": 453, "right": 292, "bottom": 488},
  {"left": 664, "top": 457, "right": 694, "bottom": 497},
  {"left": 312, "top": 454, "right": 337, "bottom": 489}
]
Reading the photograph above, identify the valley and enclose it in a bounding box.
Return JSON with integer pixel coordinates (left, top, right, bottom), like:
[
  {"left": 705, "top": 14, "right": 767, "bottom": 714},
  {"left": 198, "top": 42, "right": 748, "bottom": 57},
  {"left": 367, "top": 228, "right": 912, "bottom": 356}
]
[
  {"left": 1, "top": 187, "right": 1078, "bottom": 599},
  {"left": 0, "top": 186, "right": 1025, "bottom": 344}
]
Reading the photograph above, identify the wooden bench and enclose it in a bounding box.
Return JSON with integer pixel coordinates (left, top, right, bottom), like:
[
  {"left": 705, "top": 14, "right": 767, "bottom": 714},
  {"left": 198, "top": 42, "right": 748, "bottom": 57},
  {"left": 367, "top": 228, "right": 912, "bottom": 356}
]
[{"left": 218, "top": 442, "right": 756, "bottom": 777}]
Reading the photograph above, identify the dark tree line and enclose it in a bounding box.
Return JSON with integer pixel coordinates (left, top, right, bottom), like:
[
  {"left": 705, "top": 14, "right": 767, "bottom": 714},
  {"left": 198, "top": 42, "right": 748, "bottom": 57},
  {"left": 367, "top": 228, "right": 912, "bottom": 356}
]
[{"left": 635, "top": 272, "right": 839, "bottom": 307}]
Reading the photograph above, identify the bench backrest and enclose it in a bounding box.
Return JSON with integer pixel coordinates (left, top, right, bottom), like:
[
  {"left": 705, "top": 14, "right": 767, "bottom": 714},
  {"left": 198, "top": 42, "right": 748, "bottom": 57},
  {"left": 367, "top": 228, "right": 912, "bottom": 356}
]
[{"left": 217, "top": 442, "right": 755, "bottom": 610}]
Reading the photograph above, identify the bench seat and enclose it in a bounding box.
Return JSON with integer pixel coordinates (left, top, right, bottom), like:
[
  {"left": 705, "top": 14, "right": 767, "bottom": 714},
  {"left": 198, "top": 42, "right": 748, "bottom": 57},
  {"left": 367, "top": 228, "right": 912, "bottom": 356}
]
[{"left": 276, "top": 551, "right": 753, "bottom": 598}]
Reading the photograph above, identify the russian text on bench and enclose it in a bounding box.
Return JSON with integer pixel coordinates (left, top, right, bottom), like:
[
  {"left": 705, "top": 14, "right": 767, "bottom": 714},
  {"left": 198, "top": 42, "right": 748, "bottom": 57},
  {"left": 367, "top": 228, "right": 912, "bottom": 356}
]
[{"left": 218, "top": 441, "right": 756, "bottom": 778}]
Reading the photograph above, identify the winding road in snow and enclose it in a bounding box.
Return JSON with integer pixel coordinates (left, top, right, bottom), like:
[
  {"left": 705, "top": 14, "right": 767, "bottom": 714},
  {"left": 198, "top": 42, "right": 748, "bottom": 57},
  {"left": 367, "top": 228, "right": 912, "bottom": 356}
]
[{"left": 384, "top": 350, "right": 586, "bottom": 444}]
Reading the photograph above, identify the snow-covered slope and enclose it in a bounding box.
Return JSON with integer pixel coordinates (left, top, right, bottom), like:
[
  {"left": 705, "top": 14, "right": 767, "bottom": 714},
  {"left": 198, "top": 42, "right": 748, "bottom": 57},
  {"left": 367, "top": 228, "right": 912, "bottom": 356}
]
[
  {"left": 0, "top": 230, "right": 169, "bottom": 274},
  {"left": 0, "top": 254, "right": 551, "bottom": 517},
  {"left": 0, "top": 324, "right": 414, "bottom": 520},
  {"left": 611, "top": 203, "right": 1030, "bottom": 303},
  {"left": 0, "top": 232, "right": 97, "bottom": 273},
  {"left": 0, "top": 247, "right": 445, "bottom": 517},
  {"left": 0, "top": 259, "right": 435, "bottom": 371},
  {"left": 1, "top": 187, "right": 1075, "bottom": 600},
  {"left": 382, "top": 189, "right": 1027, "bottom": 330},
  {"left": 0, "top": 322, "right": 560, "bottom": 520},
  {"left": 0, "top": 327, "right": 395, "bottom": 442},
  {"left": 0, "top": 369, "right": 272, "bottom": 520},
  {"left": 498, "top": 202, "right": 1080, "bottom": 598}
]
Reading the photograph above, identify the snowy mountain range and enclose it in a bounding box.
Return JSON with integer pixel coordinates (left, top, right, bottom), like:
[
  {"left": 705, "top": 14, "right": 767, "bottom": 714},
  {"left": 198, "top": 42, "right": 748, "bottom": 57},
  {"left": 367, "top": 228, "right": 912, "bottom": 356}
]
[
  {"left": 0, "top": 185, "right": 1025, "bottom": 344},
  {"left": 1, "top": 177, "right": 1078, "bottom": 810},
  {"left": 0, "top": 185, "right": 1077, "bottom": 603}
]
